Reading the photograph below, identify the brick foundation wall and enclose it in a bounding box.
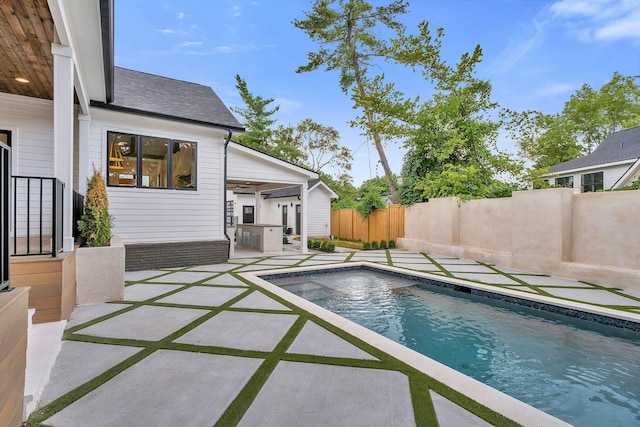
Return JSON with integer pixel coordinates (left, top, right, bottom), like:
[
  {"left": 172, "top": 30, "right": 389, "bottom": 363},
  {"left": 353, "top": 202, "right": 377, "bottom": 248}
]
[{"left": 125, "top": 240, "right": 229, "bottom": 271}]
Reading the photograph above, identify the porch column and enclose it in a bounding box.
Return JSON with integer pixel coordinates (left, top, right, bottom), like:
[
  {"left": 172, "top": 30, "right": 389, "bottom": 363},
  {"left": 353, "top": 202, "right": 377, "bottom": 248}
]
[
  {"left": 77, "top": 114, "right": 91, "bottom": 195},
  {"left": 52, "top": 44, "right": 75, "bottom": 252},
  {"left": 300, "top": 182, "right": 308, "bottom": 253},
  {"left": 255, "top": 191, "right": 262, "bottom": 223}
]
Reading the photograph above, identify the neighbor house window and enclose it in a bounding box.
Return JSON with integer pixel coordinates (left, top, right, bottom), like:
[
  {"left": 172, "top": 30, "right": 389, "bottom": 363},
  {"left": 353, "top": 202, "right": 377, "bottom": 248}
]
[
  {"left": 107, "top": 132, "right": 196, "bottom": 190},
  {"left": 581, "top": 172, "right": 603, "bottom": 192},
  {"left": 555, "top": 176, "right": 573, "bottom": 188}
]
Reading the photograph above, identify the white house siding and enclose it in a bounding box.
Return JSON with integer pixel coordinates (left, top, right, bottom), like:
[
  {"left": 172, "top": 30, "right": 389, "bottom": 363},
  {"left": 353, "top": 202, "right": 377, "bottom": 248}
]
[
  {"left": 89, "top": 108, "right": 226, "bottom": 244},
  {"left": 0, "top": 93, "right": 58, "bottom": 238},
  {"left": 552, "top": 163, "right": 634, "bottom": 191},
  {"left": 228, "top": 146, "right": 311, "bottom": 185},
  {"left": 308, "top": 186, "right": 332, "bottom": 238},
  {"left": 0, "top": 93, "right": 55, "bottom": 177}
]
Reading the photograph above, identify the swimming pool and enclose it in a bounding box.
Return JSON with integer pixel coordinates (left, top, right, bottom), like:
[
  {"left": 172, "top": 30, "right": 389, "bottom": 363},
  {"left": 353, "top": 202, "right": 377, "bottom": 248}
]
[{"left": 264, "top": 265, "right": 640, "bottom": 427}]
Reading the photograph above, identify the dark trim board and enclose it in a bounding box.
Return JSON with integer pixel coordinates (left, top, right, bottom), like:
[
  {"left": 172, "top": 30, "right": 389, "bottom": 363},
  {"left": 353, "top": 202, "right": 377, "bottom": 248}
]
[{"left": 125, "top": 240, "right": 229, "bottom": 271}]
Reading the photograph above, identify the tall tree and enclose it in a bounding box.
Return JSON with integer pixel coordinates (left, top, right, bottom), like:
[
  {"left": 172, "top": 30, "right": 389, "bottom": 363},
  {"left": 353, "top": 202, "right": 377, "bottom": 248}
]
[
  {"left": 231, "top": 74, "right": 279, "bottom": 150},
  {"left": 294, "top": 118, "right": 352, "bottom": 175},
  {"left": 564, "top": 72, "right": 640, "bottom": 153},
  {"left": 294, "top": 0, "right": 414, "bottom": 203},
  {"left": 502, "top": 72, "right": 640, "bottom": 185}
]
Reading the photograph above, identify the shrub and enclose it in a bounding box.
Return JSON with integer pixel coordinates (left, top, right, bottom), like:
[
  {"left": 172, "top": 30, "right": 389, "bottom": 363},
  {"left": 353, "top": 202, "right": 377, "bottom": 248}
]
[
  {"left": 313, "top": 240, "right": 322, "bottom": 249},
  {"left": 320, "top": 241, "right": 328, "bottom": 250},
  {"left": 307, "top": 238, "right": 313, "bottom": 247},
  {"left": 326, "top": 242, "right": 336, "bottom": 251},
  {"left": 283, "top": 236, "right": 289, "bottom": 244},
  {"left": 371, "top": 240, "right": 379, "bottom": 250},
  {"left": 363, "top": 241, "right": 371, "bottom": 250},
  {"left": 380, "top": 240, "right": 387, "bottom": 249},
  {"left": 388, "top": 240, "right": 396, "bottom": 249},
  {"left": 77, "top": 168, "right": 113, "bottom": 247}
]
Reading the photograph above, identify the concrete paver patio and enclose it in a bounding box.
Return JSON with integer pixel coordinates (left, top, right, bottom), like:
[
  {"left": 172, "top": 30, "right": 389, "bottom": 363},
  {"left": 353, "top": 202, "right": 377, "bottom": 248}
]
[{"left": 28, "top": 249, "right": 640, "bottom": 426}]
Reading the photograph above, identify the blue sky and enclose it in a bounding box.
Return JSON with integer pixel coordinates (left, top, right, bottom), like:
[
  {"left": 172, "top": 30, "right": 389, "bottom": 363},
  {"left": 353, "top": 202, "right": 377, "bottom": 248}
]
[{"left": 114, "top": 0, "right": 640, "bottom": 185}]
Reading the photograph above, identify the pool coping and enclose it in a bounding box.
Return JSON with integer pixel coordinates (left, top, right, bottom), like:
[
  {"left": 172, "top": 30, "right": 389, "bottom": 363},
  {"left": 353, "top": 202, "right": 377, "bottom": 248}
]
[{"left": 241, "top": 261, "right": 581, "bottom": 427}]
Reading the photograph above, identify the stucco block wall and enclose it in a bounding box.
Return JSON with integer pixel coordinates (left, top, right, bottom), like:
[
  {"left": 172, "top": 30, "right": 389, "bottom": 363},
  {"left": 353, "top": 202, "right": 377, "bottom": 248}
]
[
  {"left": 572, "top": 191, "right": 640, "bottom": 269},
  {"left": 400, "top": 188, "right": 640, "bottom": 289},
  {"left": 459, "top": 198, "right": 511, "bottom": 252},
  {"left": 511, "top": 189, "right": 574, "bottom": 271}
]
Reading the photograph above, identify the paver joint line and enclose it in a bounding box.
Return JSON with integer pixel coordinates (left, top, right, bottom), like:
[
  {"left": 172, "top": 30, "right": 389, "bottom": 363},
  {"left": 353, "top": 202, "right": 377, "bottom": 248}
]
[{"left": 29, "top": 249, "right": 639, "bottom": 427}]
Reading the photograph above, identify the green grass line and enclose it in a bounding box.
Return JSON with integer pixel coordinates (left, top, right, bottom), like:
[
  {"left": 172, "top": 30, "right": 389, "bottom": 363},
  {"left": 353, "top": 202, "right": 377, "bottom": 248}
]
[
  {"left": 27, "top": 348, "right": 156, "bottom": 426},
  {"left": 422, "top": 253, "right": 455, "bottom": 278},
  {"left": 212, "top": 316, "right": 309, "bottom": 427}
]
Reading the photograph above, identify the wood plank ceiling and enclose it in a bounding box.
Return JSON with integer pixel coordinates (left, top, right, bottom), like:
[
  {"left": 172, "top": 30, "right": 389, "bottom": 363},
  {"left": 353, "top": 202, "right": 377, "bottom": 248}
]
[{"left": 0, "top": 0, "right": 55, "bottom": 100}]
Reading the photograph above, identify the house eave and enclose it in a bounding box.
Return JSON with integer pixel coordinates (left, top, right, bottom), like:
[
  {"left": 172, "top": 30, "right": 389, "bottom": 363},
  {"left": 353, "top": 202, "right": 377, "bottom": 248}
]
[
  {"left": 545, "top": 158, "right": 637, "bottom": 177},
  {"left": 90, "top": 101, "right": 245, "bottom": 132}
]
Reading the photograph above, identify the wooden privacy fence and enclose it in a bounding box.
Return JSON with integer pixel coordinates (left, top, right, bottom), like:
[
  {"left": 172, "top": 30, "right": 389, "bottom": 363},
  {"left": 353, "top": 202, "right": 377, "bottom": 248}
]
[{"left": 331, "top": 204, "right": 405, "bottom": 243}]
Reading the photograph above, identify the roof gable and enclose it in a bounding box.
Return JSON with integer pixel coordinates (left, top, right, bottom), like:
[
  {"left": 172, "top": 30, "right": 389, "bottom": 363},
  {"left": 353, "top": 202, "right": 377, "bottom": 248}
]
[
  {"left": 549, "top": 126, "right": 640, "bottom": 173},
  {"left": 93, "top": 67, "right": 243, "bottom": 130}
]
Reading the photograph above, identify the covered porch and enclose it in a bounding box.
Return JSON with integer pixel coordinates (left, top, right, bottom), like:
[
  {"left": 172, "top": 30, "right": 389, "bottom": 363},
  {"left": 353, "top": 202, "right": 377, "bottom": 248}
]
[{"left": 226, "top": 142, "right": 318, "bottom": 257}]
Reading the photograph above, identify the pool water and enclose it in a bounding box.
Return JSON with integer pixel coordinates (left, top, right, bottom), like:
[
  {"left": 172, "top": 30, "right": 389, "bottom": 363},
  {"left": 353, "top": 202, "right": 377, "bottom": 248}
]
[{"left": 269, "top": 269, "right": 640, "bottom": 426}]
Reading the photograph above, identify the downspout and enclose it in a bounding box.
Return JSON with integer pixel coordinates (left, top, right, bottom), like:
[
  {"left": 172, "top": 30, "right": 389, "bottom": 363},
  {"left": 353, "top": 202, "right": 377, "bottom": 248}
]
[{"left": 223, "top": 129, "right": 233, "bottom": 259}]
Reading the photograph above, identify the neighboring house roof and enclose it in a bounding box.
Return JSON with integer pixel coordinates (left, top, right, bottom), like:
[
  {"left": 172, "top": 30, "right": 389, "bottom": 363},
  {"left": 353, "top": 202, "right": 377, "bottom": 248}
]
[
  {"left": 549, "top": 126, "right": 640, "bottom": 173},
  {"left": 262, "top": 179, "right": 338, "bottom": 199},
  {"left": 91, "top": 67, "right": 244, "bottom": 131}
]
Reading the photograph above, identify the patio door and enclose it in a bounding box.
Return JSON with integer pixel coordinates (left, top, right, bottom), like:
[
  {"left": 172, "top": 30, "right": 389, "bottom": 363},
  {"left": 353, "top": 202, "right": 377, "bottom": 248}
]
[
  {"left": 295, "top": 204, "right": 301, "bottom": 235},
  {"left": 282, "top": 205, "right": 288, "bottom": 231},
  {"left": 1, "top": 131, "right": 11, "bottom": 290}
]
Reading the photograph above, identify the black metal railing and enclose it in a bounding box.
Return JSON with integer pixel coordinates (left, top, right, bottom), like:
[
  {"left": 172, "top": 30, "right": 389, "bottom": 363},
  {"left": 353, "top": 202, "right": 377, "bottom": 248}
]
[
  {"left": 1, "top": 143, "right": 10, "bottom": 290},
  {"left": 11, "top": 176, "right": 64, "bottom": 257},
  {"left": 73, "top": 191, "right": 84, "bottom": 240}
]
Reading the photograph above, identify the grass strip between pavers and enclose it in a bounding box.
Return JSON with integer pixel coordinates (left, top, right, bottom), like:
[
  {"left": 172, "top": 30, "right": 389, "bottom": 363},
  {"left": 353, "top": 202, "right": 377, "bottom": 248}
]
[
  {"left": 422, "top": 253, "right": 455, "bottom": 278},
  {"left": 212, "top": 316, "right": 309, "bottom": 427},
  {"left": 31, "top": 258, "right": 544, "bottom": 427},
  {"left": 239, "top": 274, "right": 521, "bottom": 427}
]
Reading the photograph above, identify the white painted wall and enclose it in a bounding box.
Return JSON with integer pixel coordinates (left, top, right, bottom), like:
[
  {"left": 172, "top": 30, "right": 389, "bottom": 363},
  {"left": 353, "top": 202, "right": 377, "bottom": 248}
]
[
  {"left": 0, "top": 93, "right": 58, "bottom": 237},
  {"left": 89, "top": 108, "right": 226, "bottom": 244},
  {"left": 308, "top": 185, "right": 332, "bottom": 237},
  {"left": 228, "top": 143, "right": 314, "bottom": 185},
  {"left": 0, "top": 93, "right": 55, "bottom": 177}
]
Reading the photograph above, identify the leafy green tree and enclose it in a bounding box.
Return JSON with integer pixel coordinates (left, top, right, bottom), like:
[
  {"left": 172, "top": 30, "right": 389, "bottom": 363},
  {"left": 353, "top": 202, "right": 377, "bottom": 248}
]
[
  {"left": 295, "top": 118, "right": 352, "bottom": 176},
  {"left": 357, "top": 176, "right": 391, "bottom": 198},
  {"left": 564, "top": 72, "right": 640, "bottom": 153},
  {"left": 356, "top": 189, "right": 386, "bottom": 219},
  {"left": 401, "top": 67, "right": 519, "bottom": 201},
  {"left": 322, "top": 172, "right": 358, "bottom": 209},
  {"left": 271, "top": 124, "right": 307, "bottom": 165},
  {"left": 294, "top": 0, "right": 417, "bottom": 203},
  {"left": 231, "top": 74, "right": 279, "bottom": 150},
  {"left": 504, "top": 72, "right": 640, "bottom": 175}
]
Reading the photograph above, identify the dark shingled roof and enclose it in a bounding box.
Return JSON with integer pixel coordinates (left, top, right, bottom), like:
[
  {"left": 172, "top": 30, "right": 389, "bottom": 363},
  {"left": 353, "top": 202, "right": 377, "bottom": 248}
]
[
  {"left": 263, "top": 179, "right": 322, "bottom": 199},
  {"left": 93, "top": 67, "right": 243, "bottom": 130},
  {"left": 549, "top": 126, "right": 640, "bottom": 173}
]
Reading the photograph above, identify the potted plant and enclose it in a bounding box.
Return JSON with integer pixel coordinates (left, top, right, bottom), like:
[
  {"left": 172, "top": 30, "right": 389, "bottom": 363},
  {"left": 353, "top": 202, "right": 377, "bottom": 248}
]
[{"left": 75, "top": 167, "right": 125, "bottom": 305}]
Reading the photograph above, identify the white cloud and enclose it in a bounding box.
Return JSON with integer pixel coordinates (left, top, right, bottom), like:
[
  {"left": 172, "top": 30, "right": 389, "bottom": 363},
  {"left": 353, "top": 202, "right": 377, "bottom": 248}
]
[
  {"left": 491, "top": 19, "right": 546, "bottom": 73},
  {"left": 534, "top": 82, "right": 575, "bottom": 97},
  {"left": 273, "top": 97, "right": 302, "bottom": 113},
  {"left": 177, "top": 12, "right": 188, "bottom": 19},
  {"left": 549, "top": 0, "right": 640, "bottom": 41},
  {"left": 178, "top": 41, "right": 203, "bottom": 48},
  {"left": 233, "top": 5, "right": 242, "bottom": 17},
  {"left": 157, "top": 29, "right": 176, "bottom": 35}
]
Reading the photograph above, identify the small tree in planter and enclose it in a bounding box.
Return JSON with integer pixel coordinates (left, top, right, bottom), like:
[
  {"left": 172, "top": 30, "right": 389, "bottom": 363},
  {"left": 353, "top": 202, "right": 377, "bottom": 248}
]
[
  {"left": 77, "top": 167, "right": 113, "bottom": 247},
  {"left": 75, "top": 168, "right": 124, "bottom": 305}
]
